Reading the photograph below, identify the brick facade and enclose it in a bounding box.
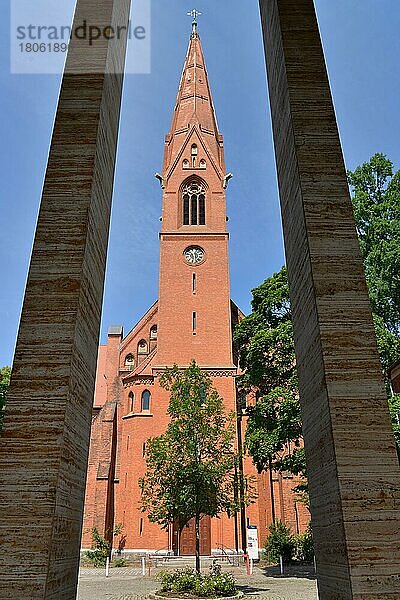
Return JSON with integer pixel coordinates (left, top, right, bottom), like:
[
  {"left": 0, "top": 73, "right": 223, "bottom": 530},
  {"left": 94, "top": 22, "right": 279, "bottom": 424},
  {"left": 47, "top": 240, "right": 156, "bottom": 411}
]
[{"left": 82, "top": 24, "right": 309, "bottom": 555}]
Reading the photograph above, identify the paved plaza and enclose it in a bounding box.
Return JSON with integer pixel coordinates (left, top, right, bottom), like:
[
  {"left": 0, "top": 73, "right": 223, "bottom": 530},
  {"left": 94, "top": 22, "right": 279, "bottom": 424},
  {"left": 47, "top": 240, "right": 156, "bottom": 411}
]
[{"left": 77, "top": 564, "right": 318, "bottom": 600}]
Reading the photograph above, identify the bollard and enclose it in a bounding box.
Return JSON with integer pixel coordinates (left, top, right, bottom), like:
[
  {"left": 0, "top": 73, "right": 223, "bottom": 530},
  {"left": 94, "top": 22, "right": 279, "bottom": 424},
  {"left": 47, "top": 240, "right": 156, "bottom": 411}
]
[
  {"left": 106, "top": 556, "right": 110, "bottom": 578},
  {"left": 279, "top": 556, "right": 284, "bottom": 576},
  {"left": 249, "top": 558, "right": 253, "bottom": 575},
  {"left": 244, "top": 553, "right": 250, "bottom": 576},
  {"left": 142, "top": 557, "right": 146, "bottom": 576}
]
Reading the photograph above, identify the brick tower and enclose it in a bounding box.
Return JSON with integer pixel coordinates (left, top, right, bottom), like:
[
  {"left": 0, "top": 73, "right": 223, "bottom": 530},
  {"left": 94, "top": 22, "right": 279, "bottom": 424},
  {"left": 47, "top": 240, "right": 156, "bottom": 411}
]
[
  {"left": 154, "top": 17, "right": 238, "bottom": 555},
  {"left": 81, "top": 18, "right": 309, "bottom": 558},
  {"left": 156, "top": 18, "right": 233, "bottom": 370}
]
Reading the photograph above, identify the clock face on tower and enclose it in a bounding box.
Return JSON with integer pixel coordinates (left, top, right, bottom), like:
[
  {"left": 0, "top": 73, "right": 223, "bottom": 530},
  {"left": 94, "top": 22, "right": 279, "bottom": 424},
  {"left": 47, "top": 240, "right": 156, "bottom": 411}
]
[{"left": 183, "top": 246, "right": 205, "bottom": 265}]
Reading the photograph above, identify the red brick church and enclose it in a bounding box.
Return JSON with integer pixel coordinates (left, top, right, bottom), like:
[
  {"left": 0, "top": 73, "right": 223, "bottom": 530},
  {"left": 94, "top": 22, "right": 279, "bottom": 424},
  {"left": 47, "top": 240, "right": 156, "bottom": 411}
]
[{"left": 82, "top": 18, "right": 309, "bottom": 556}]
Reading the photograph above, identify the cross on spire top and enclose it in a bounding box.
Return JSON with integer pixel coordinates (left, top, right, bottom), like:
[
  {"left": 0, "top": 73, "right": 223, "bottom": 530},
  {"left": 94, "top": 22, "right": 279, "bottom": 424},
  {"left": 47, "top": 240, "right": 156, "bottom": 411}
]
[
  {"left": 187, "top": 9, "right": 202, "bottom": 36},
  {"left": 188, "top": 9, "right": 202, "bottom": 22}
]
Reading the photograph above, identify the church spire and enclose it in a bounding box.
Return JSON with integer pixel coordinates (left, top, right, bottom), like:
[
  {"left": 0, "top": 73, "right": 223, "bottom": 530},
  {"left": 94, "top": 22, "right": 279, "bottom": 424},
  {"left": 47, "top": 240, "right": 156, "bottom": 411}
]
[{"left": 162, "top": 14, "right": 225, "bottom": 180}]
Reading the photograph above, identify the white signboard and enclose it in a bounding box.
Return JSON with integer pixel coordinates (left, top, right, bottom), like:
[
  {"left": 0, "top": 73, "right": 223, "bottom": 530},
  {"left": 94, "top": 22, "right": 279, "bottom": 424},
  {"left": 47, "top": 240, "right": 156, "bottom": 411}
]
[{"left": 247, "top": 525, "right": 259, "bottom": 561}]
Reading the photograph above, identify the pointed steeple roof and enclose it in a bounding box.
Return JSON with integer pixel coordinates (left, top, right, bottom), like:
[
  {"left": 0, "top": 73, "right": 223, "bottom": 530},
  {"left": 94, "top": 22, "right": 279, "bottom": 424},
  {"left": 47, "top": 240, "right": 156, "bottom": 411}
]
[
  {"left": 170, "top": 28, "right": 220, "bottom": 136},
  {"left": 163, "top": 24, "right": 224, "bottom": 177}
]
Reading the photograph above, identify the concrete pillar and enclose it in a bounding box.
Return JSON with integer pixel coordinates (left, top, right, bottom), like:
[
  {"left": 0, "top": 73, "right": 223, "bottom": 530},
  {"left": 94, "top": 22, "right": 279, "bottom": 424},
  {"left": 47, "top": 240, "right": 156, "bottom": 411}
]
[
  {"left": 0, "top": 1, "right": 131, "bottom": 598},
  {"left": 259, "top": 1, "right": 400, "bottom": 598}
]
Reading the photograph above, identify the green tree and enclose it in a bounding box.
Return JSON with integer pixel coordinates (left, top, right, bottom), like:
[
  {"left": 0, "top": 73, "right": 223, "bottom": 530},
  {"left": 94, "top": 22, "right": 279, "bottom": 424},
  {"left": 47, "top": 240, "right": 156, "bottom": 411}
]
[
  {"left": 234, "top": 267, "right": 296, "bottom": 394},
  {"left": 0, "top": 366, "right": 11, "bottom": 431},
  {"left": 84, "top": 523, "right": 125, "bottom": 567},
  {"left": 244, "top": 387, "right": 305, "bottom": 476},
  {"left": 264, "top": 520, "right": 295, "bottom": 563},
  {"left": 235, "top": 153, "right": 400, "bottom": 479},
  {"left": 388, "top": 394, "right": 400, "bottom": 461},
  {"left": 140, "top": 362, "right": 243, "bottom": 572},
  {"left": 348, "top": 153, "right": 400, "bottom": 334},
  {"left": 234, "top": 267, "right": 307, "bottom": 479},
  {"left": 349, "top": 154, "right": 400, "bottom": 454},
  {"left": 85, "top": 527, "right": 111, "bottom": 567}
]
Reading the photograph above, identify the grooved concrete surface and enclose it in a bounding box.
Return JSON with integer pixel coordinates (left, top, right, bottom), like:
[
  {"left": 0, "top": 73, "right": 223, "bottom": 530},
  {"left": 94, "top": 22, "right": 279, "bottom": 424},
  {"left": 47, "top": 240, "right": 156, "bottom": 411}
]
[
  {"left": 0, "top": 1, "right": 131, "bottom": 598},
  {"left": 77, "top": 568, "right": 318, "bottom": 600},
  {"left": 260, "top": 0, "right": 400, "bottom": 598}
]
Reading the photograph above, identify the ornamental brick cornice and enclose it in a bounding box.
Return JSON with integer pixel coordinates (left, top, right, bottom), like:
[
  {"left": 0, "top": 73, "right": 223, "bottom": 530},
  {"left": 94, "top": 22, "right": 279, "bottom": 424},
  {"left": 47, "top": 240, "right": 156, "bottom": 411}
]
[
  {"left": 151, "top": 366, "right": 237, "bottom": 378},
  {"left": 124, "top": 377, "right": 155, "bottom": 388}
]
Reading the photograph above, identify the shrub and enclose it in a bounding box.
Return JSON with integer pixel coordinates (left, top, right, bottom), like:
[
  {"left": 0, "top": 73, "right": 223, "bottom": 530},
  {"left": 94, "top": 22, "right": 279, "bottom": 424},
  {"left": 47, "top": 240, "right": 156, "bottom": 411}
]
[
  {"left": 85, "top": 528, "right": 110, "bottom": 567},
  {"left": 294, "top": 524, "right": 314, "bottom": 563},
  {"left": 264, "top": 520, "right": 295, "bottom": 563},
  {"left": 112, "top": 557, "right": 129, "bottom": 568},
  {"left": 158, "top": 566, "right": 236, "bottom": 597}
]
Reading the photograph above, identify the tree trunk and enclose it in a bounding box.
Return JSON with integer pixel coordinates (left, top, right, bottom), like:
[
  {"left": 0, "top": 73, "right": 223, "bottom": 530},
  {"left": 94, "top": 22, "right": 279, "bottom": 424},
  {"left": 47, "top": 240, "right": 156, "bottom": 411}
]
[{"left": 195, "top": 515, "right": 201, "bottom": 573}]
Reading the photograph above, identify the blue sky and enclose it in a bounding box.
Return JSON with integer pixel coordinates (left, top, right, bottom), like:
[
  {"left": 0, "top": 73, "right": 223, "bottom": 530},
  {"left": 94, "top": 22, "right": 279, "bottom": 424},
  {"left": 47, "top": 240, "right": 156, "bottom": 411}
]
[{"left": 0, "top": 1, "right": 399, "bottom": 367}]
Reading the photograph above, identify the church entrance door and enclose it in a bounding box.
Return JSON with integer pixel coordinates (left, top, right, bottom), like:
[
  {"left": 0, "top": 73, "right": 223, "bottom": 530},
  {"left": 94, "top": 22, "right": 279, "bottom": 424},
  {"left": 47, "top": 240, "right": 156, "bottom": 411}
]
[{"left": 172, "top": 516, "right": 211, "bottom": 556}]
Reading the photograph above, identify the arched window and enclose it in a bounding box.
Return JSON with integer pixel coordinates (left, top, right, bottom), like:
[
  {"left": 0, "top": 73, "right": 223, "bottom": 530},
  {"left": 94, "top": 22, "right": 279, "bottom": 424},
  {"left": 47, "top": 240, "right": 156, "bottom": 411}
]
[
  {"left": 128, "top": 391, "right": 134, "bottom": 413},
  {"left": 183, "top": 159, "right": 190, "bottom": 169},
  {"left": 141, "top": 390, "right": 151, "bottom": 412},
  {"left": 125, "top": 354, "right": 135, "bottom": 371},
  {"left": 199, "top": 194, "right": 205, "bottom": 225},
  {"left": 182, "top": 181, "right": 206, "bottom": 226},
  {"left": 150, "top": 325, "right": 158, "bottom": 339},
  {"left": 191, "top": 144, "right": 198, "bottom": 167},
  {"left": 138, "top": 340, "right": 148, "bottom": 354},
  {"left": 191, "top": 194, "right": 198, "bottom": 225},
  {"left": 183, "top": 192, "right": 190, "bottom": 225},
  {"left": 200, "top": 159, "right": 206, "bottom": 170}
]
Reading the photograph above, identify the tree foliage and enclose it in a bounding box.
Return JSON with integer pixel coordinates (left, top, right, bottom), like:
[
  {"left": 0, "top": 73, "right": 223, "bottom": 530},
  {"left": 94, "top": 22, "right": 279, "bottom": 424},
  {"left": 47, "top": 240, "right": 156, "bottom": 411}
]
[
  {"left": 348, "top": 153, "right": 400, "bottom": 335},
  {"left": 0, "top": 366, "right": 11, "bottom": 431},
  {"left": 85, "top": 527, "right": 111, "bottom": 567},
  {"left": 235, "top": 153, "right": 400, "bottom": 480},
  {"left": 388, "top": 394, "right": 400, "bottom": 461},
  {"left": 84, "top": 524, "right": 124, "bottom": 567},
  {"left": 264, "top": 520, "right": 295, "bottom": 563},
  {"left": 140, "top": 361, "right": 246, "bottom": 571},
  {"left": 349, "top": 153, "right": 400, "bottom": 448},
  {"left": 245, "top": 387, "right": 304, "bottom": 476},
  {"left": 234, "top": 267, "right": 295, "bottom": 394},
  {"left": 234, "top": 267, "right": 306, "bottom": 478}
]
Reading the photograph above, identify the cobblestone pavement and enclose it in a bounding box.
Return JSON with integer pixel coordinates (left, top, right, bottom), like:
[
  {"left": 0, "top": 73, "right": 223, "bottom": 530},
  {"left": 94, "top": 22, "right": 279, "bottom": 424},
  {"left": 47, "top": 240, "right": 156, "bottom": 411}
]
[{"left": 77, "top": 565, "right": 318, "bottom": 600}]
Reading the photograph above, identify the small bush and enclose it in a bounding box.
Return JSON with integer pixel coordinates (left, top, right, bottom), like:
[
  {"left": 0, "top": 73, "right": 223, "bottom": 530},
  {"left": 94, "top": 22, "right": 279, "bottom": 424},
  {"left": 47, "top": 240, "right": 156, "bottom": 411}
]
[
  {"left": 85, "top": 528, "right": 110, "bottom": 567},
  {"left": 264, "top": 520, "right": 295, "bottom": 563},
  {"left": 158, "top": 566, "right": 236, "bottom": 597},
  {"left": 112, "top": 557, "right": 129, "bottom": 568},
  {"left": 294, "top": 524, "right": 314, "bottom": 563}
]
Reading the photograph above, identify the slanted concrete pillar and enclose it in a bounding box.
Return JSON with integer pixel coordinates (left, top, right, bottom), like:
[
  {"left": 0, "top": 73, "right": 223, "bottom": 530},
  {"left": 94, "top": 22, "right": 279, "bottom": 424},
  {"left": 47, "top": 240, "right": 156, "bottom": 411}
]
[
  {"left": 259, "top": 1, "right": 400, "bottom": 597},
  {"left": 0, "top": 1, "right": 131, "bottom": 598}
]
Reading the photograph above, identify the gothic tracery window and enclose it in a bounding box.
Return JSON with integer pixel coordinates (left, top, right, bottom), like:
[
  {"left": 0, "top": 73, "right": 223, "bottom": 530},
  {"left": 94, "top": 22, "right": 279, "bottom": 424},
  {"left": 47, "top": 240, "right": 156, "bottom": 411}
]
[{"left": 182, "top": 181, "right": 206, "bottom": 226}]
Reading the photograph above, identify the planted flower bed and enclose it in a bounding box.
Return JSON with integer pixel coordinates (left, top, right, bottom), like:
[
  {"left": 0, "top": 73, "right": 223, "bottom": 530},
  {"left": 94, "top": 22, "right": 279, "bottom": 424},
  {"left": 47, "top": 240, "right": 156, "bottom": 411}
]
[{"left": 152, "top": 566, "right": 240, "bottom": 599}]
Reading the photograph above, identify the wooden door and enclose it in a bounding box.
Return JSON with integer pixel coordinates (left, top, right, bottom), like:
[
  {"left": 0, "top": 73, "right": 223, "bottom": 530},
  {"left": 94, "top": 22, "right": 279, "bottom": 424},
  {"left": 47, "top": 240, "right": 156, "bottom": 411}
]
[{"left": 172, "top": 517, "right": 211, "bottom": 556}]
